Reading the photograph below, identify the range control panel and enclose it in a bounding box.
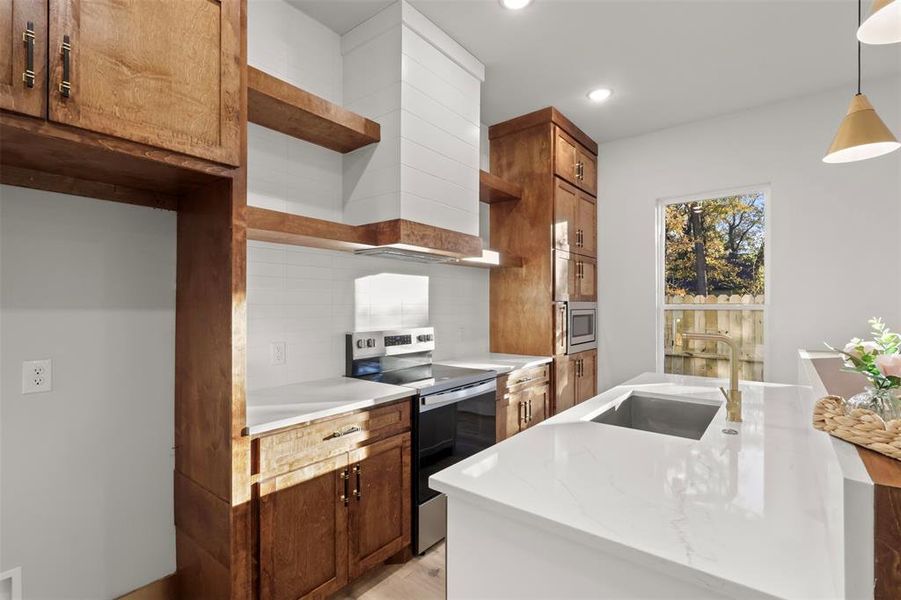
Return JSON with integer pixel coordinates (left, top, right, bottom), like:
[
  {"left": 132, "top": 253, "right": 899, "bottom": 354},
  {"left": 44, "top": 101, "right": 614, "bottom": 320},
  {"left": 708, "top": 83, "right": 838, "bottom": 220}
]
[{"left": 346, "top": 327, "right": 436, "bottom": 360}]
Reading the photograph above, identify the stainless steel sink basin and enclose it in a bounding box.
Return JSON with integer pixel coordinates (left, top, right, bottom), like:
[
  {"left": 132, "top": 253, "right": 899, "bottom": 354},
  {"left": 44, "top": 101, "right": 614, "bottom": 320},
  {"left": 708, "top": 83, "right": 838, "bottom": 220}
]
[{"left": 591, "top": 393, "right": 720, "bottom": 440}]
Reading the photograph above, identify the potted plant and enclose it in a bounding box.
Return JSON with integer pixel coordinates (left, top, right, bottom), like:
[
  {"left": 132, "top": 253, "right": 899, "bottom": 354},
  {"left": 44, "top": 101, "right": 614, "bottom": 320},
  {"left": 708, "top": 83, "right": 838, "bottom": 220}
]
[{"left": 827, "top": 317, "right": 901, "bottom": 421}]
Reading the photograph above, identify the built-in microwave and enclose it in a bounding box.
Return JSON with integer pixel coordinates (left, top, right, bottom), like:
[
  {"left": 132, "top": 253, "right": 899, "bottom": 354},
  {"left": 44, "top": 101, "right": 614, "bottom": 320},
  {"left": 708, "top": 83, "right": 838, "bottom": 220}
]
[{"left": 567, "top": 302, "right": 597, "bottom": 354}]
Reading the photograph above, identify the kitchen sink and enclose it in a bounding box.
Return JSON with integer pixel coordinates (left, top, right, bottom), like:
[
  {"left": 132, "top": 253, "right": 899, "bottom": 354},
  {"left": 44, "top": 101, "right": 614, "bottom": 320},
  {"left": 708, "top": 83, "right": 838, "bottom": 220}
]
[{"left": 590, "top": 392, "right": 720, "bottom": 440}]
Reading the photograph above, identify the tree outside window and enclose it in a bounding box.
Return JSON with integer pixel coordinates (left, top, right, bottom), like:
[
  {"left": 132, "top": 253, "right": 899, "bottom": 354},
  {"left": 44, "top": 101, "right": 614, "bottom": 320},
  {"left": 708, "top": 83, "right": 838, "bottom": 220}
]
[{"left": 662, "top": 192, "right": 766, "bottom": 381}]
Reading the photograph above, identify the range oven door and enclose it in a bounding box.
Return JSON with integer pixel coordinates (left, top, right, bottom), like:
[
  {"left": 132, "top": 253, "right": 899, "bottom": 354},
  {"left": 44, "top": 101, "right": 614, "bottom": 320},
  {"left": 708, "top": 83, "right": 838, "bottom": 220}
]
[
  {"left": 567, "top": 302, "right": 598, "bottom": 353},
  {"left": 414, "top": 378, "right": 496, "bottom": 553}
]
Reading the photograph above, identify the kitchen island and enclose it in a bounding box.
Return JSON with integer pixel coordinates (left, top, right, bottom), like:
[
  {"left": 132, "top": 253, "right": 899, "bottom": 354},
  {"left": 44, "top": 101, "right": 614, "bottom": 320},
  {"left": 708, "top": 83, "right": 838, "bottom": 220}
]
[{"left": 430, "top": 373, "right": 847, "bottom": 599}]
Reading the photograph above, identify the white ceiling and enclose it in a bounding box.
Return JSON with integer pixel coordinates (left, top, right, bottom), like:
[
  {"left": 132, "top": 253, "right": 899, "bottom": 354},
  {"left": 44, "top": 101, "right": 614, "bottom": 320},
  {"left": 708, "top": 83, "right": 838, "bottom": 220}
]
[{"left": 287, "top": 0, "right": 901, "bottom": 142}]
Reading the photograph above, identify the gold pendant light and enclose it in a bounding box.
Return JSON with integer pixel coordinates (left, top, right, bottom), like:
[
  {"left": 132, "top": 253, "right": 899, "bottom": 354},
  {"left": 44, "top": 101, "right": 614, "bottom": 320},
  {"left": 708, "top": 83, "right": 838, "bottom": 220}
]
[
  {"left": 858, "top": 0, "right": 901, "bottom": 45},
  {"left": 823, "top": 0, "right": 900, "bottom": 163}
]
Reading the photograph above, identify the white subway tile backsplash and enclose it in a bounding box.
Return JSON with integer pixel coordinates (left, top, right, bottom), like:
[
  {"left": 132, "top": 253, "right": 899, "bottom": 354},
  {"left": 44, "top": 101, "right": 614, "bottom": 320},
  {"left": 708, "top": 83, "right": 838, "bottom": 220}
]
[
  {"left": 247, "top": 241, "right": 489, "bottom": 391},
  {"left": 248, "top": 1, "right": 344, "bottom": 221}
]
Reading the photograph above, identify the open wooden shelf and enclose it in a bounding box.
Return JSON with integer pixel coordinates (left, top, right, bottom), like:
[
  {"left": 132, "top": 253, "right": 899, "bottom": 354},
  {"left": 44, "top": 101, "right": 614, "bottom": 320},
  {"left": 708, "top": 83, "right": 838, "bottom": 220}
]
[
  {"left": 247, "top": 67, "right": 380, "bottom": 153},
  {"left": 479, "top": 170, "right": 522, "bottom": 204},
  {"left": 246, "top": 206, "right": 521, "bottom": 268}
]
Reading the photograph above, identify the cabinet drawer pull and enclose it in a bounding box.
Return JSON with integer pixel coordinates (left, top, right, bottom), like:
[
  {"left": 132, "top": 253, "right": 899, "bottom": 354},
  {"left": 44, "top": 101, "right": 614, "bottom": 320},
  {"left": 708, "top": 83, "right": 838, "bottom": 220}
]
[
  {"left": 322, "top": 425, "right": 362, "bottom": 441},
  {"left": 340, "top": 469, "right": 350, "bottom": 506},
  {"left": 353, "top": 464, "right": 362, "bottom": 500},
  {"left": 59, "top": 35, "right": 71, "bottom": 97},
  {"left": 22, "top": 22, "right": 35, "bottom": 88}
]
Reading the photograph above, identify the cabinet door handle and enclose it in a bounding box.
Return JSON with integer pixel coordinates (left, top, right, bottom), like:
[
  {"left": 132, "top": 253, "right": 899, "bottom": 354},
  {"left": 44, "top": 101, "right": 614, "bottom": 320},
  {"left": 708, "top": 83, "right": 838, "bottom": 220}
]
[
  {"left": 340, "top": 469, "right": 350, "bottom": 506},
  {"left": 560, "top": 305, "right": 567, "bottom": 350},
  {"left": 353, "top": 464, "right": 362, "bottom": 500},
  {"left": 520, "top": 400, "right": 527, "bottom": 426},
  {"left": 22, "top": 21, "right": 35, "bottom": 88},
  {"left": 59, "top": 35, "right": 71, "bottom": 97},
  {"left": 526, "top": 399, "right": 532, "bottom": 423}
]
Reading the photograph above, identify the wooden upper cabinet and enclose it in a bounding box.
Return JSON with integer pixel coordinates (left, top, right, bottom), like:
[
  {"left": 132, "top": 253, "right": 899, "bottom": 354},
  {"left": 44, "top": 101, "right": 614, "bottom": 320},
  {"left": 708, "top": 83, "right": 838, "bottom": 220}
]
[
  {"left": 554, "top": 128, "right": 579, "bottom": 187},
  {"left": 576, "top": 146, "right": 597, "bottom": 196},
  {"left": 0, "top": 0, "right": 47, "bottom": 117},
  {"left": 47, "top": 0, "right": 241, "bottom": 166},
  {"left": 555, "top": 252, "right": 595, "bottom": 302},
  {"left": 576, "top": 192, "right": 597, "bottom": 258},
  {"left": 554, "top": 126, "right": 597, "bottom": 196},
  {"left": 554, "top": 178, "right": 578, "bottom": 253},
  {"left": 575, "top": 255, "right": 597, "bottom": 301},
  {"left": 347, "top": 434, "right": 411, "bottom": 580},
  {"left": 258, "top": 454, "right": 349, "bottom": 600}
]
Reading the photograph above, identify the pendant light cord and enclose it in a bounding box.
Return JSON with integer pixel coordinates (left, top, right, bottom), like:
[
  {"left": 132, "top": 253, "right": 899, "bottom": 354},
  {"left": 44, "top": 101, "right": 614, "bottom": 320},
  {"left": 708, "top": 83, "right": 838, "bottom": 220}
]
[{"left": 857, "top": 0, "right": 862, "bottom": 95}]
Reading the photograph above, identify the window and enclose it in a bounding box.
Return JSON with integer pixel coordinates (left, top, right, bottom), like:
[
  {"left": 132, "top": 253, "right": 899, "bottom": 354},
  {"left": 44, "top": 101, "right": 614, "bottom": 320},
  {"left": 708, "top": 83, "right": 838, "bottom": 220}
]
[{"left": 657, "top": 188, "right": 768, "bottom": 381}]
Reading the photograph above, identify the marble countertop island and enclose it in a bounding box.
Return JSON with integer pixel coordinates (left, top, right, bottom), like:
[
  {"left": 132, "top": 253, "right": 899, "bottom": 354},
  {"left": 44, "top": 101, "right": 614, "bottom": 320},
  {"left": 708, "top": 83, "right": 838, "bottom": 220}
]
[{"left": 431, "top": 372, "right": 845, "bottom": 599}]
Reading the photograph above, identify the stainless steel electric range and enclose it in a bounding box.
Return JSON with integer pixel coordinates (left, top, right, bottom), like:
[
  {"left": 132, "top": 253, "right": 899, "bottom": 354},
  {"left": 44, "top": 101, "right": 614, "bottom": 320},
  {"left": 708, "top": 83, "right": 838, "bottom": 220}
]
[{"left": 346, "top": 327, "right": 497, "bottom": 554}]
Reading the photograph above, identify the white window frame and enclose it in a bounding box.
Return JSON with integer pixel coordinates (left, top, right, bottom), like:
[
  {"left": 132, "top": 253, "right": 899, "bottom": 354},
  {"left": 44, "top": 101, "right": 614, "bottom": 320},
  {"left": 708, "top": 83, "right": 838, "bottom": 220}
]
[{"left": 655, "top": 184, "right": 772, "bottom": 381}]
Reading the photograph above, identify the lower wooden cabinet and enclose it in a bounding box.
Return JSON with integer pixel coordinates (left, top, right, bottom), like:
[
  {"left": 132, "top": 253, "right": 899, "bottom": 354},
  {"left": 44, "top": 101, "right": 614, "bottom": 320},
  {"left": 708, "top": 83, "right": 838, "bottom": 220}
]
[
  {"left": 576, "top": 350, "right": 597, "bottom": 404},
  {"left": 258, "top": 454, "right": 349, "bottom": 600},
  {"left": 554, "top": 350, "right": 597, "bottom": 415},
  {"left": 497, "top": 364, "right": 551, "bottom": 441},
  {"left": 255, "top": 402, "right": 412, "bottom": 600},
  {"left": 347, "top": 435, "right": 412, "bottom": 579}
]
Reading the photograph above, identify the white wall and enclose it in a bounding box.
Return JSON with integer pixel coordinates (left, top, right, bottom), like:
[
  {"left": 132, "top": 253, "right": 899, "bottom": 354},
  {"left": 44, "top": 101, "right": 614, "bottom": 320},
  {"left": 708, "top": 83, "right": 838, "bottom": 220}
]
[
  {"left": 597, "top": 75, "right": 901, "bottom": 389},
  {"left": 0, "top": 187, "right": 176, "bottom": 599}
]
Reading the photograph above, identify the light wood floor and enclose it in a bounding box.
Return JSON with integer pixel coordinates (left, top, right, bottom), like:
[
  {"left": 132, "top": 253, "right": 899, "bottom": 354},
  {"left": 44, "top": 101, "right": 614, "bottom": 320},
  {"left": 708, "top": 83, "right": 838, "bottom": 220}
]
[{"left": 334, "top": 543, "right": 445, "bottom": 600}]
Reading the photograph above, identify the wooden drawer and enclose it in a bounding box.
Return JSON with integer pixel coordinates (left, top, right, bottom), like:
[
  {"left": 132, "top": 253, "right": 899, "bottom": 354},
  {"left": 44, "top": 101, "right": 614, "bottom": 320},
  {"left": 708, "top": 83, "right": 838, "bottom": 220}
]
[
  {"left": 254, "top": 399, "right": 411, "bottom": 480},
  {"left": 505, "top": 364, "right": 550, "bottom": 392}
]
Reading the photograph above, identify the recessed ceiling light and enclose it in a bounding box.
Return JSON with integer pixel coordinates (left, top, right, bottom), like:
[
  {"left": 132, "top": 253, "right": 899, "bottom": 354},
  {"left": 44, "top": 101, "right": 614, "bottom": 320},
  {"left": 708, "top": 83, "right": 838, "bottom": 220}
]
[
  {"left": 499, "top": 0, "right": 532, "bottom": 10},
  {"left": 587, "top": 88, "right": 613, "bottom": 103}
]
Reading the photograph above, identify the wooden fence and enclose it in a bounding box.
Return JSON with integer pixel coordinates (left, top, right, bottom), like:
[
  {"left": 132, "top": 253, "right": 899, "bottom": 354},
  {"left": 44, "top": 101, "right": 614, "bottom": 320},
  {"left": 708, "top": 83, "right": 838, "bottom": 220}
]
[{"left": 663, "top": 294, "right": 765, "bottom": 382}]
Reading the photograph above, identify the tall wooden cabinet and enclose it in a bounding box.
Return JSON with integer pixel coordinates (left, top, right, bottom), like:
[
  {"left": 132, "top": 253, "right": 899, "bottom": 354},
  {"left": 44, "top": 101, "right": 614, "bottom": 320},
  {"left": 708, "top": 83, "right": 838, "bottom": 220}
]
[
  {"left": 489, "top": 107, "right": 598, "bottom": 416},
  {"left": 1, "top": 0, "right": 241, "bottom": 166}
]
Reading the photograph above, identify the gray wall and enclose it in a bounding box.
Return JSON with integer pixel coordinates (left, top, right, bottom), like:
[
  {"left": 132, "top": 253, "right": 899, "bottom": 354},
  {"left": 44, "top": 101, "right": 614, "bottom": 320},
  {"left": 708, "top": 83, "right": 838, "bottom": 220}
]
[{"left": 0, "top": 186, "right": 176, "bottom": 598}]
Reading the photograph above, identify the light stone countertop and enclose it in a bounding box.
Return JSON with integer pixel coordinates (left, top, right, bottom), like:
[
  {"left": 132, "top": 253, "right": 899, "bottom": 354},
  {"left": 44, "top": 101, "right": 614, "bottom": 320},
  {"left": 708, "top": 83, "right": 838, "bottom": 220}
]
[
  {"left": 430, "top": 372, "right": 842, "bottom": 599},
  {"left": 244, "top": 377, "right": 414, "bottom": 436},
  {"left": 436, "top": 353, "right": 552, "bottom": 375}
]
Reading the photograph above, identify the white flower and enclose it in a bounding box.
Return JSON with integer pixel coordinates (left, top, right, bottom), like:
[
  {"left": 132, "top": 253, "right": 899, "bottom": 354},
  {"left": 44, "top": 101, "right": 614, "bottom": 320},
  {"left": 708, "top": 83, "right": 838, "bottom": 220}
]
[{"left": 844, "top": 340, "right": 881, "bottom": 359}]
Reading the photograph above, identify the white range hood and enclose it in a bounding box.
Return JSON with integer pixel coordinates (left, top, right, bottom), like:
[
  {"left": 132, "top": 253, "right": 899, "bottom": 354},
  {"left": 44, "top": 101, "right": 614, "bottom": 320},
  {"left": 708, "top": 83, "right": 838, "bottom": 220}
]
[{"left": 341, "top": 1, "right": 486, "bottom": 239}]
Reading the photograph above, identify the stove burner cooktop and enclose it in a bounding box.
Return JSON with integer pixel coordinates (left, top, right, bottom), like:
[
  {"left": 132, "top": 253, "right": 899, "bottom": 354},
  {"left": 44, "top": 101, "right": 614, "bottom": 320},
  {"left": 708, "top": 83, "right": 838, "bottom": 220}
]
[{"left": 358, "top": 363, "right": 495, "bottom": 395}]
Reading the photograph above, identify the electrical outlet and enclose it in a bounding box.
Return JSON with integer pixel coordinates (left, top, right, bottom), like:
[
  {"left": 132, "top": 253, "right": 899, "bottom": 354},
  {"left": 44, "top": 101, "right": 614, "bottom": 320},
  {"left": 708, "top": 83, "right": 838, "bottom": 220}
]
[
  {"left": 270, "top": 342, "right": 286, "bottom": 366},
  {"left": 22, "top": 359, "right": 52, "bottom": 394}
]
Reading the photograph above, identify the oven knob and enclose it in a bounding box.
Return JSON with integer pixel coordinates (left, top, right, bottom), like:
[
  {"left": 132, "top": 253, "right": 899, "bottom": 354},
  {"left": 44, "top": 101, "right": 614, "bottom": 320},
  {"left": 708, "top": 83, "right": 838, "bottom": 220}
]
[
  {"left": 366, "top": 338, "right": 376, "bottom": 348},
  {"left": 356, "top": 339, "right": 365, "bottom": 349}
]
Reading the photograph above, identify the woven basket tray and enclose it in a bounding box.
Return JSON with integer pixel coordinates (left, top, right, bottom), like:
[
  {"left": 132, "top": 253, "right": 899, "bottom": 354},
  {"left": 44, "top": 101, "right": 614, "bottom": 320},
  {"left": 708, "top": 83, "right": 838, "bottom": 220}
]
[{"left": 813, "top": 395, "right": 901, "bottom": 461}]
